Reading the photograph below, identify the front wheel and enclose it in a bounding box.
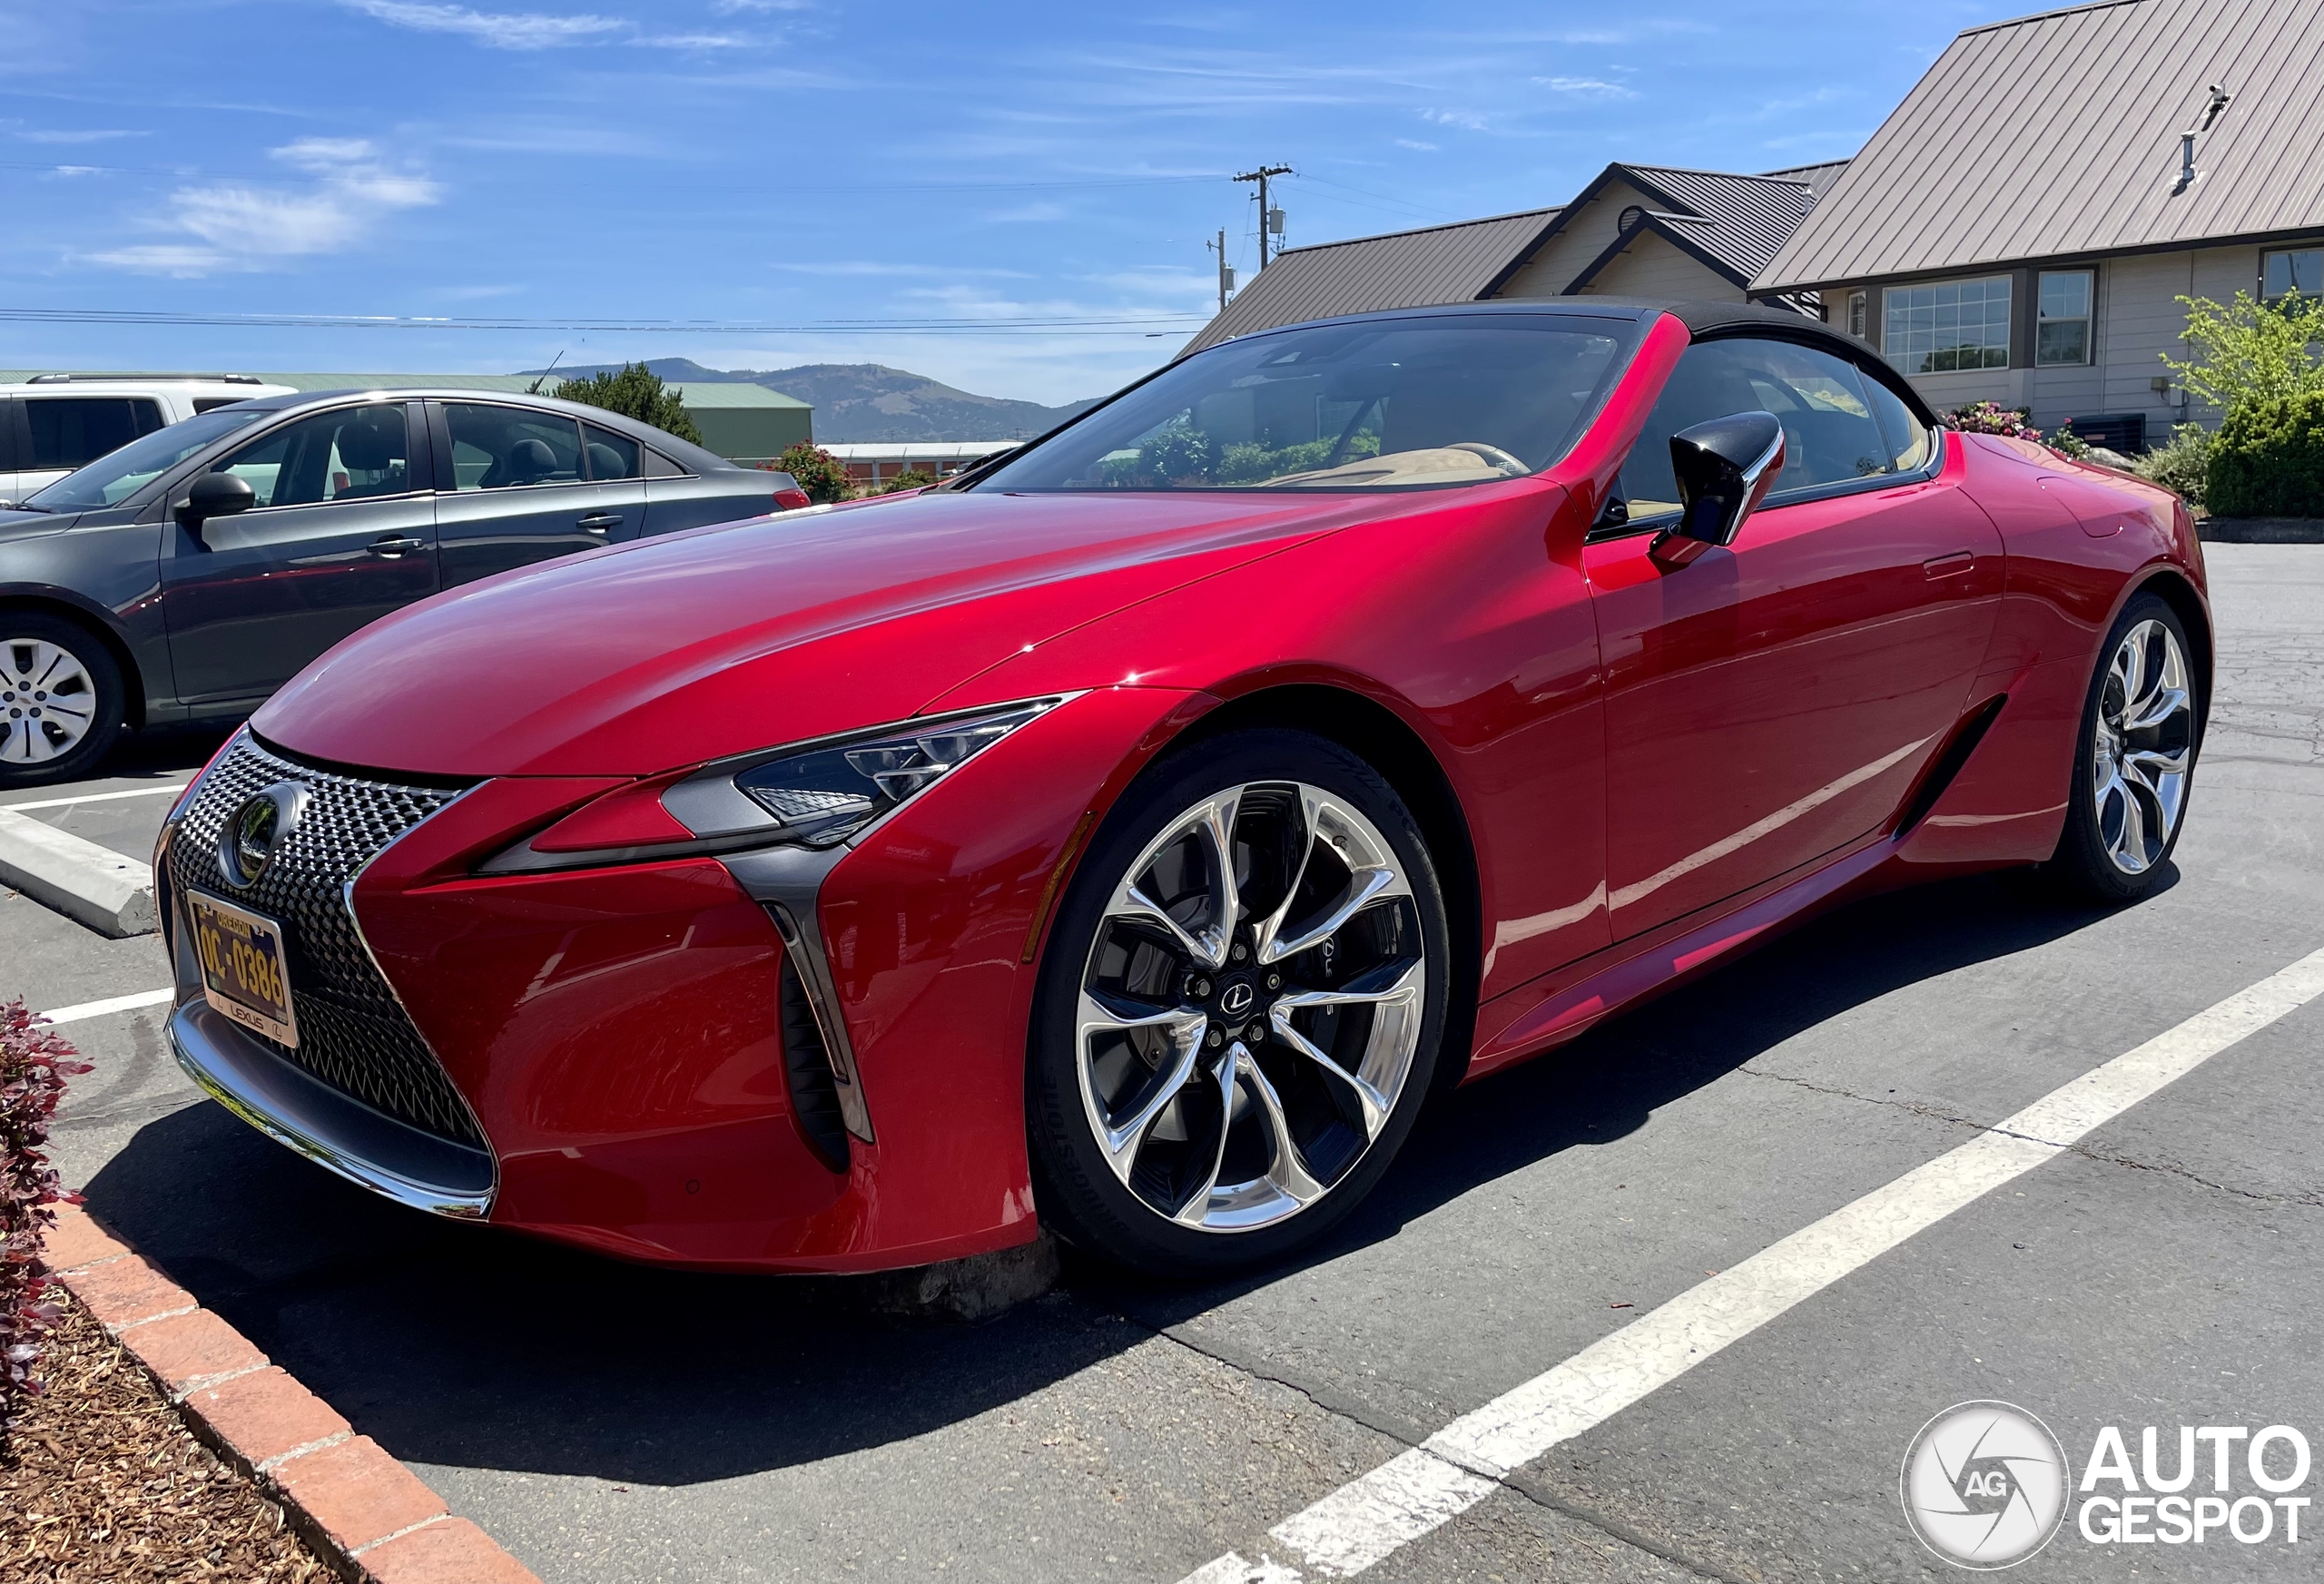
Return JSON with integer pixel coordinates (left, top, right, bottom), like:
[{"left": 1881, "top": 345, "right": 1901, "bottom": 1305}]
[
  {"left": 2043, "top": 592, "right": 2200, "bottom": 903},
  {"left": 1027, "top": 730, "right": 1450, "bottom": 1277},
  {"left": 0, "top": 615, "right": 126, "bottom": 788}
]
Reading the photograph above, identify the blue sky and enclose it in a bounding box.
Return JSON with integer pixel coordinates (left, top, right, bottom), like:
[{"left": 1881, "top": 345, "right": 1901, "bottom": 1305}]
[{"left": 3, "top": 0, "right": 2031, "bottom": 404}]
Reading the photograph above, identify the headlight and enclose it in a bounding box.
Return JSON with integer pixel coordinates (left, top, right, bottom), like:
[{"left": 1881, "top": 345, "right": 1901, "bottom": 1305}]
[
  {"left": 485, "top": 696, "right": 1071, "bottom": 876},
  {"left": 684, "top": 700, "right": 1061, "bottom": 847}
]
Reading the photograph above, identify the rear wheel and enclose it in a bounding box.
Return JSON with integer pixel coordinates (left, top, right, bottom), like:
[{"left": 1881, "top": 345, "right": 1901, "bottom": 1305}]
[
  {"left": 2043, "top": 592, "right": 2199, "bottom": 903},
  {"left": 0, "top": 615, "right": 125, "bottom": 788},
  {"left": 1028, "top": 730, "right": 1449, "bottom": 1277}
]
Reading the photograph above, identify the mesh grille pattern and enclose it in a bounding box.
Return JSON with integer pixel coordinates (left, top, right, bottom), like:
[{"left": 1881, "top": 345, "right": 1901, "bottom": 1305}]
[{"left": 170, "top": 734, "right": 484, "bottom": 1147}]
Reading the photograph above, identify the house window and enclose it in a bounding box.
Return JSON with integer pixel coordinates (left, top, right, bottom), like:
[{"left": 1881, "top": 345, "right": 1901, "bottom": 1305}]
[
  {"left": 1847, "top": 290, "right": 1866, "bottom": 339},
  {"left": 2261, "top": 247, "right": 2320, "bottom": 301},
  {"left": 2036, "top": 270, "right": 2093, "bottom": 365},
  {"left": 1884, "top": 277, "right": 2012, "bottom": 373}
]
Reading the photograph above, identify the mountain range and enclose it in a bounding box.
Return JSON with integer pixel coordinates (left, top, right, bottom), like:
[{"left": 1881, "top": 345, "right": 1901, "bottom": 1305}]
[{"left": 520, "top": 358, "right": 1101, "bottom": 444}]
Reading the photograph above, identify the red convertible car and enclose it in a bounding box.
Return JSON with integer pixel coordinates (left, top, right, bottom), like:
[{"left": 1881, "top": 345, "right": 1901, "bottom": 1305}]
[{"left": 157, "top": 301, "right": 2206, "bottom": 1277}]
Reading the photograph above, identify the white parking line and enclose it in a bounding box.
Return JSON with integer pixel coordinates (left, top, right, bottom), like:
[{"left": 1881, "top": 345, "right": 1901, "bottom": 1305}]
[
  {"left": 2, "top": 782, "right": 189, "bottom": 813},
  {"left": 35, "top": 988, "right": 175, "bottom": 1027},
  {"left": 1184, "top": 944, "right": 2324, "bottom": 1582}
]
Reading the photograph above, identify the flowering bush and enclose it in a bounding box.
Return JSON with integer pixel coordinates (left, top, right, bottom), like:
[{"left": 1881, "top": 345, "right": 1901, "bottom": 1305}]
[
  {"left": 765, "top": 442, "right": 853, "bottom": 504},
  {"left": 2049, "top": 420, "right": 2091, "bottom": 459},
  {"left": 1942, "top": 401, "right": 2044, "bottom": 443},
  {"left": 2, "top": 1000, "right": 90, "bottom": 1436}
]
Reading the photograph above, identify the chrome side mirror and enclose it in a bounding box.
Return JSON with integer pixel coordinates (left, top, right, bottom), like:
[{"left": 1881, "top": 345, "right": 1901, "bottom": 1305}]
[{"left": 1649, "top": 410, "right": 1785, "bottom": 569}]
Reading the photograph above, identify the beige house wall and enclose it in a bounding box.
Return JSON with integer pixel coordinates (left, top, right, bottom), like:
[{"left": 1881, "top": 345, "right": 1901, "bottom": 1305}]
[
  {"left": 1820, "top": 241, "right": 2273, "bottom": 444},
  {"left": 1574, "top": 230, "right": 1739, "bottom": 300},
  {"left": 1493, "top": 181, "right": 1658, "bottom": 299}
]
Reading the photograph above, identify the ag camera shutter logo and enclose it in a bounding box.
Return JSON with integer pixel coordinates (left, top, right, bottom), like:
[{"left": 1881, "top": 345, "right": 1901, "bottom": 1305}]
[{"left": 1901, "top": 1401, "right": 2071, "bottom": 1569}]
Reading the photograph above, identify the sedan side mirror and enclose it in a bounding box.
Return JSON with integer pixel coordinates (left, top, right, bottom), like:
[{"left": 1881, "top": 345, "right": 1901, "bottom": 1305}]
[
  {"left": 1649, "top": 410, "right": 1785, "bottom": 569},
  {"left": 178, "top": 470, "right": 256, "bottom": 533}
]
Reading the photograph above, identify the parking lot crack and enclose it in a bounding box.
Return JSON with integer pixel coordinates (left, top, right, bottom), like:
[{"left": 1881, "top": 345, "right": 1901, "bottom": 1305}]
[
  {"left": 1739, "top": 1065, "right": 2324, "bottom": 1211},
  {"left": 1140, "top": 1322, "right": 1748, "bottom": 1583}
]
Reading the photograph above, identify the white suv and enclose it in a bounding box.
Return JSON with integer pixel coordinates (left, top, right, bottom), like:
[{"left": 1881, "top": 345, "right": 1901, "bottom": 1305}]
[{"left": 0, "top": 374, "right": 297, "bottom": 505}]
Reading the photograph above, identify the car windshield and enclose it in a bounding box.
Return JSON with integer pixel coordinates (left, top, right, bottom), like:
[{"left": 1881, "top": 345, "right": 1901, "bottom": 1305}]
[
  {"left": 970, "top": 314, "right": 1635, "bottom": 494},
  {"left": 23, "top": 408, "right": 273, "bottom": 512}
]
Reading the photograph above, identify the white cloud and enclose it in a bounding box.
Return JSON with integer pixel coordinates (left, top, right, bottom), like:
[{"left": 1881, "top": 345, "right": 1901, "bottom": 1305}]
[
  {"left": 630, "top": 31, "right": 747, "bottom": 49},
  {"left": 1419, "top": 107, "right": 1488, "bottom": 131},
  {"left": 85, "top": 137, "right": 440, "bottom": 277},
  {"left": 339, "top": 0, "right": 625, "bottom": 51},
  {"left": 22, "top": 128, "right": 146, "bottom": 145},
  {"left": 712, "top": 0, "right": 811, "bottom": 10},
  {"left": 1536, "top": 75, "right": 1635, "bottom": 99},
  {"left": 1394, "top": 137, "right": 1439, "bottom": 151}
]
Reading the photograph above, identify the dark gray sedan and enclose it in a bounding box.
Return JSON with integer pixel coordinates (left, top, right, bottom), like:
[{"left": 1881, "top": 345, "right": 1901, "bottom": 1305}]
[{"left": 0, "top": 389, "right": 808, "bottom": 785}]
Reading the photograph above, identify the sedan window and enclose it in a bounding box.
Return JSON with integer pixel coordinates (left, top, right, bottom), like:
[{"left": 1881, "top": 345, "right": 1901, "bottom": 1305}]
[
  {"left": 582, "top": 422, "right": 642, "bottom": 481},
  {"left": 212, "top": 406, "right": 412, "bottom": 508},
  {"left": 444, "top": 404, "right": 585, "bottom": 490},
  {"left": 21, "top": 407, "right": 270, "bottom": 513},
  {"left": 1615, "top": 338, "right": 1901, "bottom": 520},
  {"left": 974, "top": 315, "right": 1633, "bottom": 492}
]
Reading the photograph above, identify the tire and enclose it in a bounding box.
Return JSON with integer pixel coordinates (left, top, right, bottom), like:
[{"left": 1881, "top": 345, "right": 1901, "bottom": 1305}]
[
  {"left": 2042, "top": 592, "right": 2200, "bottom": 904},
  {"left": 1027, "top": 728, "right": 1451, "bottom": 1277},
  {"left": 0, "top": 614, "right": 126, "bottom": 788}
]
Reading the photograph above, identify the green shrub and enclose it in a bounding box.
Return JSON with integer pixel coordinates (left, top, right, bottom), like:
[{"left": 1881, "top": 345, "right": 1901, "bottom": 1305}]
[
  {"left": 770, "top": 441, "right": 852, "bottom": 503},
  {"left": 2132, "top": 423, "right": 2214, "bottom": 507},
  {"left": 550, "top": 362, "right": 704, "bottom": 446},
  {"left": 2048, "top": 421, "right": 2090, "bottom": 460},
  {"left": 874, "top": 468, "right": 937, "bottom": 495},
  {"left": 1942, "top": 401, "right": 2043, "bottom": 441},
  {"left": 2205, "top": 391, "right": 2324, "bottom": 518},
  {"left": 2162, "top": 291, "right": 2324, "bottom": 412}
]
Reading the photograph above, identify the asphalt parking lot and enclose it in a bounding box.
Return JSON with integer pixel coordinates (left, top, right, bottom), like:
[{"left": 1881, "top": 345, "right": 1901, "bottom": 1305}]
[{"left": 9, "top": 541, "right": 2321, "bottom": 1584}]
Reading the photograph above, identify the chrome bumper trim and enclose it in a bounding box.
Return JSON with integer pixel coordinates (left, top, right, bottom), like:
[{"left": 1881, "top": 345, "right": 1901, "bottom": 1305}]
[{"left": 169, "top": 999, "right": 496, "bottom": 1220}]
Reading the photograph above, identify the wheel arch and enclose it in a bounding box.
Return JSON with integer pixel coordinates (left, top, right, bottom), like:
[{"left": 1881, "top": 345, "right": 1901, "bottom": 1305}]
[
  {"left": 0, "top": 590, "right": 146, "bottom": 731},
  {"left": 2129, "top": 567, "right": 2212, "bottom": 731},
  {"left": 1162, "top": 682, "right": 1483, "bottom": 1087}
]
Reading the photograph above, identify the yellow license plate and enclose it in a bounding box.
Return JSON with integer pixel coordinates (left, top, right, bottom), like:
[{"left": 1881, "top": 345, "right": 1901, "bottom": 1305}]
[{"left": 187, "top": 890, "right": 299, "bottom": 1048}]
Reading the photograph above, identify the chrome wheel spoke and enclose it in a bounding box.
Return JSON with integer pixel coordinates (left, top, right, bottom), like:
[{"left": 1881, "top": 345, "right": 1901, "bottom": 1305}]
[
  {"left": 1269, "top": 958, "right": 1424, "bottom": 1138},
  {"left": 2123, "top": 684, "right": 2188, "bottom": 734},
  {"left": 1077, "top": 992, "right": 1207, "bottom": 1185},
  {"left": 1172, "top": 1044, "right": 1245, "bottom": 1225},
  {"left": 1239, "top": 1053, "right": 1327, "bottom": 1208}
]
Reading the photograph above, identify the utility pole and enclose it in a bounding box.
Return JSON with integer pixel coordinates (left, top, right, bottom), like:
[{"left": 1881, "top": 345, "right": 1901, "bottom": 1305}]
[
  {"left": 1206, "top": 229, "right": 1236, "bottom": 310},
  {"left": 1235, "top": 165, "right": 1293, "bottom": 268}
]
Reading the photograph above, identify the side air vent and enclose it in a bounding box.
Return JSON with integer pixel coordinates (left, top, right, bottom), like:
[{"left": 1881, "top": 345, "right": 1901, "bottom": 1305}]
[
  {"left": 778, "top": 953, "right": 851, "bottom": 1172},
  {"left": 1896, "top": 695, "right": 2007, "bottom": 836}
]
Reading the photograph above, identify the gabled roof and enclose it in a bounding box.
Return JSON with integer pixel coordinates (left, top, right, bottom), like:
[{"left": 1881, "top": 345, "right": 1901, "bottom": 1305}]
[
  {"left": 1474, "top": 162, "right": 1830, "bottom": 298},
  {"left": 1178, "top": 207, "right": 1559, "bottom": 355},
  {"left": 1755, "top": 0, "right": 2324, "bottom": 292}
]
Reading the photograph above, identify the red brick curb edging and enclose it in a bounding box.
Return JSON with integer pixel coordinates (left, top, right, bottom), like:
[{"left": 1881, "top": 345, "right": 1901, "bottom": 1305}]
[{"left": 45, "top": 1200, "right": 542, "bottom": 1584}]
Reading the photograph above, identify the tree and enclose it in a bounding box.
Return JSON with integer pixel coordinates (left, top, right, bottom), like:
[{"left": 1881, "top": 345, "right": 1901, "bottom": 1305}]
[
  {"left": 551, "top": 362, "right": 704, "bottom": 445},
  {"left": 771, "top": 441, "right": 853, "bottom": 504},
  {"left": 2161, "top": 290, "right": 2324, "bottom": 413}
]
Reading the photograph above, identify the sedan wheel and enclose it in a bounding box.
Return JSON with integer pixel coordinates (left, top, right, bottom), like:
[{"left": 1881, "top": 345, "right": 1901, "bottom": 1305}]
[
  {"left": 1029, "top": 730, "right": 1448, "bottom": 1275},
  {"left": 2048, "top": 593, "right": 2200, "bottom": 901},
  {"left": 0, "top": 617, "right": 125, "bottom": 787}
]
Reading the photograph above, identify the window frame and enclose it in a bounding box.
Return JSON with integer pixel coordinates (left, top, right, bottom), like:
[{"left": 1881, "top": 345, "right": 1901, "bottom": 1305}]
[
  {"left": 1881, "top": 275, "right": 2014, "bottom": 375},
  {"left": 206, "top": 399, "right": 427, "bottom": 516},
  {"left": 1589, "top": 329, "right": 1945, "bottom": 544},
  {"left": 1846, "top": 290, "right": 1867, "bottom": 339},
  {"left": 2260, "top": 246, "right": 2322, "bottom": 304},
  {"left": 2034, "top": 269, "right": 2094, "bottom": 367},
  {"left": 428, "top": 399, "right": 594, "bottom": 495}
]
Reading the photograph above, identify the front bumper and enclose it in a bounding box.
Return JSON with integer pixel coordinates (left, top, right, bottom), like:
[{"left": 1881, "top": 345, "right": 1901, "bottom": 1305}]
[{"left": 169, "top": 997, "right": 495, "bottom": 1216}]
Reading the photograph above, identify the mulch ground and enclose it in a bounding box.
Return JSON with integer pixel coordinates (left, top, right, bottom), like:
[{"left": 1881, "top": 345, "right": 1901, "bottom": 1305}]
[{"left": 0, "top": 1290, "right": 332, "bottom": 1583}]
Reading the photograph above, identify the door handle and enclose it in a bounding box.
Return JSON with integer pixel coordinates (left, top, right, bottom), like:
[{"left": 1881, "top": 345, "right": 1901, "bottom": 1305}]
[
  {"left": 577, "top": 512, "right": 623, "bottom": 534},
  {"left": 1922, "top": 551, "right": 1974, "bottom": 579},
  {"left": 368, "top": 534, "right": 427, "bottom": 559}
]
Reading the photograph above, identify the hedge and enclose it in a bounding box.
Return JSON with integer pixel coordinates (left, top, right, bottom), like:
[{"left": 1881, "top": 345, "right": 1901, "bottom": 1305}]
[{"left": 2206, "top": 391, "right": 2324, "bottom": 519}]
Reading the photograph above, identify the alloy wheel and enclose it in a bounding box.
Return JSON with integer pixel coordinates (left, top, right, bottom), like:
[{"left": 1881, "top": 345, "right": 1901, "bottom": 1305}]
[
  {"left": 2092, "top": 617, "right": 2194, "bottom": 876},
  {"left": 0, "top": 638, "right": 99, "bottom": 766},
  {"left": 1074, "top": 781, "right": 1427, "bottom": 1234}
]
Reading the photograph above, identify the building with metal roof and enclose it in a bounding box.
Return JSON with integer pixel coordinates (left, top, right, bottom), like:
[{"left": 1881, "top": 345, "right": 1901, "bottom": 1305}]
[
  {"left": 1180, "top": 161, "right": 1848, "bottom": 357},
  {"left": 1754, "top": 0, "right": 2324, "bottom": 446}
]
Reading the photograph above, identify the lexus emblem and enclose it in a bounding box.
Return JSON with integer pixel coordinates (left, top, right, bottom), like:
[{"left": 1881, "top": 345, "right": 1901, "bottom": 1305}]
[
  {"left": 1219, "top": 980, "right": 1256, "bottom": 1018},
  {"left": 220, "top": 782, "right": 309, "bottom": 889}
]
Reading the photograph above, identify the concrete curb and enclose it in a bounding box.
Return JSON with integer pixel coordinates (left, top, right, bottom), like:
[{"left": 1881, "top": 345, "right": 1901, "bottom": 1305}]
[
  {"left": 46, "top": 1201, "right": 543, "bottom": 1584},
  {"left": 0, "top": 806, "right": 156, "bottom": 937},
  {"left": 2197, "top": 517, "right": 2324, "bottom": 544}
]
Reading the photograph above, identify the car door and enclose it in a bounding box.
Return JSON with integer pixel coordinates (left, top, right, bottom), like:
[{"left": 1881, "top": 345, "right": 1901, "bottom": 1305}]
[
  {"left": 1588, "top": 333, "right": 2004, "bottom": 940},
  {"left": 160, "top": 400, "right": 439, "bottom": 707},
  {"left": 430, "top": 402, "right": 648, "bottom": 584},
  {"left": 641, "top": 449, "right": 779, "bottom": 536}
]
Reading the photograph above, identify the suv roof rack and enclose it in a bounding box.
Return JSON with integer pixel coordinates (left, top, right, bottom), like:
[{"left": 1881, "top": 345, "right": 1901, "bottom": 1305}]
[{"left": 23, "top": 372, "right": 267, "bottom": 385}]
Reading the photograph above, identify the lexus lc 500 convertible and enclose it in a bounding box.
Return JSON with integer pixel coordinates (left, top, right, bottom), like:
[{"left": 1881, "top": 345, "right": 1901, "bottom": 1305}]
[{"left": 156, "top": 300, "right": 2208, "bottom": 1277}]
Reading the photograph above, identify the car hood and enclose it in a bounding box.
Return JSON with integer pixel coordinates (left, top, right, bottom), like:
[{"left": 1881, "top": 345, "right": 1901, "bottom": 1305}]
[
  {"left": 0, "top": 507, "right": 80, "bottom": 539},
  {"left": 255, "top": 489, "right": 1374, "bottom": 778}
]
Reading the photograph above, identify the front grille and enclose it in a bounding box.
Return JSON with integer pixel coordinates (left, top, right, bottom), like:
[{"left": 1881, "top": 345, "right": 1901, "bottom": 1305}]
[{"left": 169, "top": 734, "right": 486, "bottom": 1148}]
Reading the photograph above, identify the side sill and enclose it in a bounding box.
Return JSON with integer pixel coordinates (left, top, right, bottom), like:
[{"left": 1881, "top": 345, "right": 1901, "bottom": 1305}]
[{"left": 169, "top": 999, "right": 496, "bottom": 1220}]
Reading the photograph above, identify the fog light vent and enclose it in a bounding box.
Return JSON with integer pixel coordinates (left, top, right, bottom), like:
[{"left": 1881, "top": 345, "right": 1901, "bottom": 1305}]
[{"left": 778, "top": 952, "right": 850, "bottom": 1172}]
